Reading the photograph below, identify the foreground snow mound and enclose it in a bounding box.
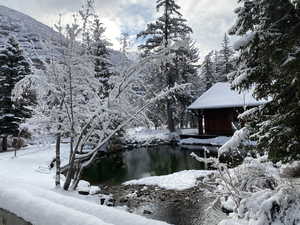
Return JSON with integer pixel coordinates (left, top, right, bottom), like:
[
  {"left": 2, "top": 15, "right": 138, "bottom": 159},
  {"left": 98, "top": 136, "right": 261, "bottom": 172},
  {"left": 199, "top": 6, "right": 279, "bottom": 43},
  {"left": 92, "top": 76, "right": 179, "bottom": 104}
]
[
  {"left": 0, "top": 186, "right": 111, "bottom": 225},
  {"left": 124, "top": 170, "right": 215, "bottom": 190},
  {"left": 0, "top": 183, "right": 170, "bottom": 225}
]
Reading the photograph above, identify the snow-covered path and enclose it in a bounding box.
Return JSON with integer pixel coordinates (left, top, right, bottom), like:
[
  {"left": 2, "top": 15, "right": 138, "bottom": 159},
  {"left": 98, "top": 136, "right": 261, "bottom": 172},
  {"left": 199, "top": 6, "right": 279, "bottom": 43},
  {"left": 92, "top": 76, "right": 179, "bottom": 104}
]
[{"left": 0, "top": 144, "right": 170, "bottom": 225}]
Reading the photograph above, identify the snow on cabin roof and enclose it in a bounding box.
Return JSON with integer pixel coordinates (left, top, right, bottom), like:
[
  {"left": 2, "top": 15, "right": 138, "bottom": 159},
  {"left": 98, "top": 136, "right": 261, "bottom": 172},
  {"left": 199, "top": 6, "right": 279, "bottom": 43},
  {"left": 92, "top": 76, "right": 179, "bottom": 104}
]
[{"left": 188, "top": 82, "right": 267, "bottom": 110}]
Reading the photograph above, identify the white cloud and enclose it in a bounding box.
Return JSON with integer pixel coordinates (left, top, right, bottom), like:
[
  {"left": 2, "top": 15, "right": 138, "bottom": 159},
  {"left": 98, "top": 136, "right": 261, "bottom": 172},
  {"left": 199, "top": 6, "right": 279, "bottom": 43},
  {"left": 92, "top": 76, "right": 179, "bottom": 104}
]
[
  {"left": 177, "top": 0, "right": 238, "bottom": 57},
  {"left": 0, "top": 0, "right": 238, "bottom": 58}
]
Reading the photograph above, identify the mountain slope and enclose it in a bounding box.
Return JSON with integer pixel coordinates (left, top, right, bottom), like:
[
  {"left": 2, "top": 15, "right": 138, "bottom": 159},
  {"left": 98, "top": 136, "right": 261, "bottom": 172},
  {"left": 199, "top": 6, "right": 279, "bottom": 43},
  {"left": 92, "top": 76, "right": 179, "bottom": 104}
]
[
  {"left": 0, "top": 5, "right": 62, "bottom": 69},
  {"left": 0, "top": 5, "right": 133, "bottom": 70}
]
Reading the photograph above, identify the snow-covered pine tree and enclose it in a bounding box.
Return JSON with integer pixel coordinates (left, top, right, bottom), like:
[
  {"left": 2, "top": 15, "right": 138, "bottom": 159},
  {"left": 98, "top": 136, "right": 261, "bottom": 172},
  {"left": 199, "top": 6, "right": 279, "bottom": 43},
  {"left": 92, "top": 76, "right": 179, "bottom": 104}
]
[
  {"left": 137, "top": 0, "right": 192, "bottom": 53},
  {"left": 173, "top": 37, "right": 200, "bottom": 128},
  {"left": 213, "top": 50, "right": 221, "bottom": 80},
  {"left": 0, "top": 36, "right": 31, "bottom": 151},
  {"left": 90, "top": 16, "right": 113, "bottom": 100},
  {"left": 137, "top": 0, "right": 196, "bottom": 131},
  {"left": 200, "top": 51, "right": 215, "bottom": 90},
  {"left": 217, "top": 33, "right": 235, "bottom": 81},
  {"left": 79, "top": 0, "right": 95, "bottom": 49},
  {"left": 120, "top": 32, "right": 130, "bottom": 55},
  {"left": 229, "top": 0, "right": 300, "bottom": 161}
]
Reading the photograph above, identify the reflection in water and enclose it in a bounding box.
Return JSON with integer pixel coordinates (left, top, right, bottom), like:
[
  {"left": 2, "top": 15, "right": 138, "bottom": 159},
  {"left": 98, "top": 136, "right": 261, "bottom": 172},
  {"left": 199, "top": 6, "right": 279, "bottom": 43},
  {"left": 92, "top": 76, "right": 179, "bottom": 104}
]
[{"left": 83, "top": 145, "right": 216, "bottom": 185}]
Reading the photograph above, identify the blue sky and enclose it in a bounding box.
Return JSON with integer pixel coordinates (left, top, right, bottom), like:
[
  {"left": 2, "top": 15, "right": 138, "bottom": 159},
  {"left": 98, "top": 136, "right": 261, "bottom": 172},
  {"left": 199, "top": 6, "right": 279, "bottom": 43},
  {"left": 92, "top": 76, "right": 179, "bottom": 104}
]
[{"left": 0, "top": 0, "right": 238, "bottom": 58}]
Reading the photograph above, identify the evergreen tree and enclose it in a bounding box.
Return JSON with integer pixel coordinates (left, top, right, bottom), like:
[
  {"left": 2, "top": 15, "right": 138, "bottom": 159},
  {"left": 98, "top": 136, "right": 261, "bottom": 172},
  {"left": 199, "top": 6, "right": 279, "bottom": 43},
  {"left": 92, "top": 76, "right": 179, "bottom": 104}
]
[
  {"left": 90, "top": 16, "right": 123, "bottom": 139},
  {"left": 174, "top": 37, "right": 200, "bottom": 127},
  {"left": 0, "top": 36, "right": 31, "bottom": 151},
  {"left": 213, "top": 50, "right": 221, "bottom": 79},
  {"left": 200, "top": 51, "right": 215, "bottom": 90},
  {"left": 210, "top": 34, "right": 235, "bottom": 83},
  {"left": 229, "top": 0, "right": 300, "bottom": 161},
  {"left": 218, "top": 33, "right": 235, "bottom": 81},
  {"left": 79, "top": 0, "right": 95, "bottom": 49},
  {"left": 137, "top": 0, "right": 192, "bottom": 53},
  {"left": 90, "top": 16, "right": 113, "bottom": 100},
  {"left": 120, "top": 32, "right": 130, "bottom": 54},
  {"left": 137, "top": 0, "right": 196, "bottom": 131}
]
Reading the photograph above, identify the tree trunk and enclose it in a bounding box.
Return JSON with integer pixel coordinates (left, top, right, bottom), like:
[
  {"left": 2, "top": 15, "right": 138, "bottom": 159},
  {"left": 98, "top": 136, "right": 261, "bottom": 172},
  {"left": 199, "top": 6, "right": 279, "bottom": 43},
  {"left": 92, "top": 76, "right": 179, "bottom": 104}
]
[
  {"left": 167, "top": 99, "right": 175, "bottom": 132},
  {"left": 55, "top": 133, "right": 61, "bottom": 187},
  {"left": 2, "top": 136, "right": 7, "bottom": 152},
  {"left": 71, "top": 164, "right": 83, "bottom": 190},
  {"left": 164, "top": 1, "right": 176, "bottom": 133},
  {"left": 63, "top": 152, "right": 76, "bottom": 190}
]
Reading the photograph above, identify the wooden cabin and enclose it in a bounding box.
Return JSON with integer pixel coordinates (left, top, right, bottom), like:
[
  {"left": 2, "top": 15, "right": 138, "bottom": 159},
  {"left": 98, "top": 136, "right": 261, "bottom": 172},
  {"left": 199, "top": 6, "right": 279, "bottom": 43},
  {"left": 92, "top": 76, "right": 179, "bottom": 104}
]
[{"left": 188, "top": 83, "right": 267, "bottom": 136}]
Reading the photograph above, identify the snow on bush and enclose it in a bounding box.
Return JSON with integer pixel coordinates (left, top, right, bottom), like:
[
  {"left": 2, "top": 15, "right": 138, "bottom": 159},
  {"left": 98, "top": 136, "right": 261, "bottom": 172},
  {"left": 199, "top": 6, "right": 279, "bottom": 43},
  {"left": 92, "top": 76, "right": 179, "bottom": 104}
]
[
  {"left": 198, "top": 154, "right": 300, "bottom": 225},
  {"left": 201, "top": 155, "right": 281, "bottom": 214},
  {"left": 222, "top": 186, "right": 300, "bottom": 225}
]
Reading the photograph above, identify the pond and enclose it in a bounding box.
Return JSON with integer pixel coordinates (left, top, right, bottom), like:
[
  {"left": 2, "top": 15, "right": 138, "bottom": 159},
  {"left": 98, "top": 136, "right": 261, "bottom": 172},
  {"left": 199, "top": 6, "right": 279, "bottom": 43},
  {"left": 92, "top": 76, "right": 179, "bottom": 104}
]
[
  {"left": 82, "top": 145, "right": 217, "bottom": 185},
  {"left": 0, "top": 208, "right": 31, "bottom": 225}
]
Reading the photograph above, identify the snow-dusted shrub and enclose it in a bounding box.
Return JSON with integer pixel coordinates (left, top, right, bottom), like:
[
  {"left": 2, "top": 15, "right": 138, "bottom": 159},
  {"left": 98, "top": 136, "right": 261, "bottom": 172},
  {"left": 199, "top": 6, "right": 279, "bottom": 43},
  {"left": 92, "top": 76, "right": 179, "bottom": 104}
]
[
  {"left": 232, "top": 156, "right": 279, "bottom": 192},
  {"left": 233, "top": 186, "right": 300, "bottom": 225},
  {"left": 201, "top": 155, "right": 280, "bottom": 214},
  {"left": 197, "top": 154, "right": 300, "bottom": 225}
]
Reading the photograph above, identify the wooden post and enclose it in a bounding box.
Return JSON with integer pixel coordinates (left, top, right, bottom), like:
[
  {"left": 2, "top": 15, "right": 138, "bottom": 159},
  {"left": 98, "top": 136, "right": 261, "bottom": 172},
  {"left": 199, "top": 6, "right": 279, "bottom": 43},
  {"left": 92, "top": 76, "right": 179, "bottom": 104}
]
[
  {"left": 2, "top": 136, "right": 7, "bottom": 152},
  {"left": 198, "top": 111, "right": 203, "bottom": 135}
]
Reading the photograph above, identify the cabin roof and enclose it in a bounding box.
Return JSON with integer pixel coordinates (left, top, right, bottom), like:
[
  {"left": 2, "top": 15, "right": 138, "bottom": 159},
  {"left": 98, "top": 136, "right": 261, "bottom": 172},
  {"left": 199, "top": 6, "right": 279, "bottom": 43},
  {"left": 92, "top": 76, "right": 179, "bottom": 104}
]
[{"left": 188, "top": 82, "right": 267, "bottom": 110}]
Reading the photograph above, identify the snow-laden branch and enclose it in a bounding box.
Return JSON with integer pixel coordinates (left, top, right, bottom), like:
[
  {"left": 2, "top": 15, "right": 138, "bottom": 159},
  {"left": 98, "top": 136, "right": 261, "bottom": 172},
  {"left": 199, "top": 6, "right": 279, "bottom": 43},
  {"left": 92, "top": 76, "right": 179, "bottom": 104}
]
[
  {"left": 76, "top": 83, "right": 190, "bottom": 160},
  {"left": 218, "top": 127, "right": 250, "bottom": 156}
]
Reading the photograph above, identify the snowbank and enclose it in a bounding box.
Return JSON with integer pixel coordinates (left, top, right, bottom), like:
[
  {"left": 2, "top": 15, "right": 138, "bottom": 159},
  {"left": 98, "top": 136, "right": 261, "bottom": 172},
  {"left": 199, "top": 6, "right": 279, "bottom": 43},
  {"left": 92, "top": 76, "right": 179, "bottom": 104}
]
[
  {"left": 179, "top": 136, "right": 231, "bottom": 146},
  {"left": 124, "top": 127, "right": 173, "bottom": 146},
  {"left": 124, "top": 170, "right": 215, "bottom": 190},
  {"left": 0, "top": 185, "right": 111, "bottom": 225}
]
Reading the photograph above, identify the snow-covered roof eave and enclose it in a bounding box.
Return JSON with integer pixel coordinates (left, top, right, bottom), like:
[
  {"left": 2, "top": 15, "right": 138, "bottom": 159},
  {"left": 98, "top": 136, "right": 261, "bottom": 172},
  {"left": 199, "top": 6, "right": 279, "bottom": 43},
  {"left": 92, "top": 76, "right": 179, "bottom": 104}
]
[
  {"left": 188, "top": 82, "right": 268, "bottom": 110},
  {"left": 188, "top": 102, "right": 265, "bottom": 110}
]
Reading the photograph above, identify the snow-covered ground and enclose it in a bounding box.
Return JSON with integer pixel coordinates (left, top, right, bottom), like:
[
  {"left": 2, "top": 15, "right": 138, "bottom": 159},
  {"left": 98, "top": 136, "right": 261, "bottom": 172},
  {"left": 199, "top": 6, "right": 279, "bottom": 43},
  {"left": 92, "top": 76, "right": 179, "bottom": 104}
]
[
  {"left": 0, "top": 144, "right": 170, "bottom": 225},
  {"left": 124, "top": 170, "right": 215, "bottom": 190},
  {"left": 124, "top": 127, "right": 201, "bottom": 147},
  {"left": 125, "top": 127, "right": 231, "bottom": 148},
  {"left": 124, "top": 127, "right": 173, "bottom": 146},
  {"left": 179, "top": 136, "right": 231, "bottom": 146}
]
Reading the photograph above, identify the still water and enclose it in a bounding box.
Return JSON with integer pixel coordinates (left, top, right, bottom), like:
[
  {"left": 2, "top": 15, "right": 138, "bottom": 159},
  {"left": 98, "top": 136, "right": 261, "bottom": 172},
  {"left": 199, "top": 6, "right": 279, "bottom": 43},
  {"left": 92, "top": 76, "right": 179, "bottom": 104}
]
[{"left": 83, "top": 145, "right": 217, "bottom": 185}]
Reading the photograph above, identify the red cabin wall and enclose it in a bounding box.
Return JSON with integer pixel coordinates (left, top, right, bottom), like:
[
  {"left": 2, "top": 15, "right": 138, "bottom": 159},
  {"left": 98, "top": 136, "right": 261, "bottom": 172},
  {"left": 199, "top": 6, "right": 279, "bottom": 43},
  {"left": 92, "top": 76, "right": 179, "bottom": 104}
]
[{"left": 200, "top": 108, "right": 240, "bottom": 136}]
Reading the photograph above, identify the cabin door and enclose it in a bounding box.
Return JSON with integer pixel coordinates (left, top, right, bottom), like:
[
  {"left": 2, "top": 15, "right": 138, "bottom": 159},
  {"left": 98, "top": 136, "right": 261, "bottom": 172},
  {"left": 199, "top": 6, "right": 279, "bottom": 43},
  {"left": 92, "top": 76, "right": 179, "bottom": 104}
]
[{"left": 204, "top": 109, "right": 233, "bottom": 135}]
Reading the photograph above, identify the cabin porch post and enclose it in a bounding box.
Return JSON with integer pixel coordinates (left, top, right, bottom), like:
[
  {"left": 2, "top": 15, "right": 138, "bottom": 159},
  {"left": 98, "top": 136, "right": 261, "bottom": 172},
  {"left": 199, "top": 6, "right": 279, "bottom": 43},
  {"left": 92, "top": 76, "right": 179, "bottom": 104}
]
[{"left": 198, "top": 110, "right": 203, "bottom": 135}]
